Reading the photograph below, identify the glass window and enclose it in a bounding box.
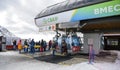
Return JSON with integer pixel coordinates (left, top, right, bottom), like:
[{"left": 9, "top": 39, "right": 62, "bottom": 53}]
[
  {"left": 84, "top": 0, "right": 94, "bottom": 2},
  {"left": 52, "top": 3, "right": 61, "bottom": 13},
  {"left": 107, "top": 39, "right": 118, "bottom": 46},
  {"left": 75, "top": 0, "right": 84, "bottom": 8},
  {"left": 72, "top": 36, "right": 81, "bottom": 46},
  {"left": 59, "top": 1, "right": 69, "bottom": 11},
  {"left": 38, "top": 8, "right": 48, "bottom": 17},
  {"left": 66, "top": 0, "right": 77, "bottom": 9},
  {"left": 46, "top": 6, "right": 53, "bottom": 15}
]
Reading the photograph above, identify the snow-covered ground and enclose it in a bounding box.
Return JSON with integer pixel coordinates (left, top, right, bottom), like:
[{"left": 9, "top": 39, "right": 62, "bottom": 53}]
[
  {"left": 35, "top": 51, "right": 120, "bottom": 70},
  {"left": 1, "top": 59, "right": 120, "bottom": 70},
  {"left": 0, "top": 51, "right": 120, "bottom": 70}
]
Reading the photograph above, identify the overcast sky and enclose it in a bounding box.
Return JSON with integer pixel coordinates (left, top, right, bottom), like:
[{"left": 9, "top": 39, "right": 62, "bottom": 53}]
[{"left": 0, "top": 0, "right": 65, "bottom": 41}]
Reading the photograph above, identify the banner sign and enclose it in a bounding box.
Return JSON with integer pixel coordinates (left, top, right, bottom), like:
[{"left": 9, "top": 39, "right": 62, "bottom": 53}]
[
  {"left": 35, "top": 0, "right": 120, "bottom": 27},
  {"left": 71, "top": 0, "right": 120, "bottom": 22},
  {"left": 35, "top": 11, "right": 73, "bottom": 27},
  {"left": 39, "top": 25, "right": 56, "bottom": 32}
]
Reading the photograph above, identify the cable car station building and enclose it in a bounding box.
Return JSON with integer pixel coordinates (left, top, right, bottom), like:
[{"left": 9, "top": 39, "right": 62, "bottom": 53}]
[{"left": 35, "top": 0, "right": 120, "bottom": 54}]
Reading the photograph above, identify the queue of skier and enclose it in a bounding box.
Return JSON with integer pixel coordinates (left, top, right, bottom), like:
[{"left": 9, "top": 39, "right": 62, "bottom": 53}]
[
  {"left": 12, "top": 38, "right": 68, "bottom": 56},
  {"left": 12, "top": 39, "right": 55, "bottom": 54}
]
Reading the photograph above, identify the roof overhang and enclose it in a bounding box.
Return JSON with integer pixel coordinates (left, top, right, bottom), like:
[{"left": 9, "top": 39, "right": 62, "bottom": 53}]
[
  {"left": 80, "top": 15, "right": 120, "bottom": 33},
  {"left": 35, "top": 0, "right": 120, "bottom": 31}
]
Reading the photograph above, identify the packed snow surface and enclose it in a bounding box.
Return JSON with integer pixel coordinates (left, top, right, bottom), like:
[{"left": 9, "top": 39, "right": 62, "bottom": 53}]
[{"left": 0, "top": 51, "right": 120, "bottom": 70}]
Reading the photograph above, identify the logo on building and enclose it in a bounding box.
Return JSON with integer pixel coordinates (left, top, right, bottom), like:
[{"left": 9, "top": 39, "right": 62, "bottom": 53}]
[
  {"left": 94, "top": 4, "right": 120, "bottom": 15},
  {"left": 43, "top": 16, "right": 58, "bottom": 24}
]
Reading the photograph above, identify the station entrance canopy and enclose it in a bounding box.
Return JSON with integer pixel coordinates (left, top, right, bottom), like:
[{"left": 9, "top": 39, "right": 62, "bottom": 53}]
[{"left": 35, "top": 0, "right": 120, "bottom": 28}]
